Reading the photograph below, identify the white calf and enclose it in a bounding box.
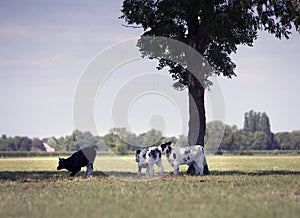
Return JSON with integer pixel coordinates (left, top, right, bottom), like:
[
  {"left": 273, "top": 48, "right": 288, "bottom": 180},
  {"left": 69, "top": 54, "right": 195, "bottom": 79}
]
[
  {"left": 135, "top": 146, "right": 164, "bottom": 177},
  {"left": 159, "top": 141, "right": 207, "bottom": 175}
]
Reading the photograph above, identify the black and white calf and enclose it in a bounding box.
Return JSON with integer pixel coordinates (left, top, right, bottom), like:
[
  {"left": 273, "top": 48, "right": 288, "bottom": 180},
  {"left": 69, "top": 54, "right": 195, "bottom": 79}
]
[
  {"left": 57, "top": 146, "right": 96, "bottom": 178},
  {"left": 135, "top": 146, "right": 163, "bottom": 177},
  {"left": 159, "top": 141, "right": 207, "bottom": 175}
]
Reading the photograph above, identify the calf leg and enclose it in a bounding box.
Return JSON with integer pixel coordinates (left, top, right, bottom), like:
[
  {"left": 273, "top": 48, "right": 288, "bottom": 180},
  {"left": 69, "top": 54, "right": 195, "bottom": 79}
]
[
  {"left": 145, "top": 167, "right": 150, "bottom": 177},
  {"left": 149, "top": 162, "right": 155, "bottom": 177},
  {"left": 199, "top": 165, "right": 204, "bottom": 175},
  {"left": 198, "top": 153, "right": 206, "bottom": 175},
  {"left": 193, "top": 162, "right": 202, "bottom": 175},
  {"left": 83, "top": 163, "right": 93, "bottom": 178},
  {"left": 156, "top": 160, "right": 164, "bottom": 175},
  {"left": 69, "top": 168, "right": 81, "bottom": 177},
  {"left": 174, "top": 163, "right": 180, "bottom": 175},
  {"left": 138, "top": 166, "right": 142, "bottom": 177}
]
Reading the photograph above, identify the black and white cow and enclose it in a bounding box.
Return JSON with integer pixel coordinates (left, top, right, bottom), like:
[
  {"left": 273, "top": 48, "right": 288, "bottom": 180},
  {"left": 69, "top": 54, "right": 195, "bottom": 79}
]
[
  {"left": 159, "top": 141, "right": 207, "bottom": 175},
  {"left": 135, "top": 146, "right": 163, "bottom": 177},
  {"left": 57, "top": 146, "right": 96, "bottom": 178}
]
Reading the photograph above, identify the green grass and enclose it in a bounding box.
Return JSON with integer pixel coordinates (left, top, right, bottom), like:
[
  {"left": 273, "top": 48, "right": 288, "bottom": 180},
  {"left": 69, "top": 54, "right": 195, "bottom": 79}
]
[{"left": 0, "top": 156, "right": 299, "bottom": 218}]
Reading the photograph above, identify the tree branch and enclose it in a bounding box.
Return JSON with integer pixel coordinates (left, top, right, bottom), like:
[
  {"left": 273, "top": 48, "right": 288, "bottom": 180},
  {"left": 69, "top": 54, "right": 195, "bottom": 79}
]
[{"left": 122, "top": 24, "right": 143, "bottom": 29}]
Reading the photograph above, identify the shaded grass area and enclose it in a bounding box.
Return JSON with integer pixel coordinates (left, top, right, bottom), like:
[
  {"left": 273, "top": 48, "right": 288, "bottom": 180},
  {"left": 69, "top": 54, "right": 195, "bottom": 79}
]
[
  {"left": 0, "top": 171, "right": 108, "bottom": 182},
  {"left": 0, "top": 156, "right": 299, "bottom": 218},
  {"left": 1, "top": 170, "right": 300, "bottom": 182}
]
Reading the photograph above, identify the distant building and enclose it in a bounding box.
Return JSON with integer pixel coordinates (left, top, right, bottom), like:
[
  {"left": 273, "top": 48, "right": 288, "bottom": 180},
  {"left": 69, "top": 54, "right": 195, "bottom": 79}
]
[{"left": 43, "top": 142, "right": 55, "bottom": 152}]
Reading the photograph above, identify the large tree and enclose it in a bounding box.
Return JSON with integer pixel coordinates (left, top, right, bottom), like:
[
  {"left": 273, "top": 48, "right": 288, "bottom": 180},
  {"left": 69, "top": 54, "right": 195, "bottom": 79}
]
[{"left": 120, "top": 0, "right": 300, "bottom": 174}]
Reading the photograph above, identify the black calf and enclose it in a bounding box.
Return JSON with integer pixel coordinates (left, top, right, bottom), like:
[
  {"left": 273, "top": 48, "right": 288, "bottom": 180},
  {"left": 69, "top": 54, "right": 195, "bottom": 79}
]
[{"left": 57, "top": 146, "right": 96, "bottom": 177}]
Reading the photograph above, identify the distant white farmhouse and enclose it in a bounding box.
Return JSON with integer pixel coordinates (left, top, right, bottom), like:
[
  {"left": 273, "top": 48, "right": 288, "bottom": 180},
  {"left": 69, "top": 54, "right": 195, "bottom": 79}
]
[{"left": 43, "top": 142, "right": 55, "bottom": 152}]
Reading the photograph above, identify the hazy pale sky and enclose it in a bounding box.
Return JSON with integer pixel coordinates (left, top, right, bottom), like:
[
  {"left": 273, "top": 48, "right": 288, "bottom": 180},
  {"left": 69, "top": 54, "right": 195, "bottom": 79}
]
[{"left": 0, "top": 0, "right": 299, "bottom": 138}]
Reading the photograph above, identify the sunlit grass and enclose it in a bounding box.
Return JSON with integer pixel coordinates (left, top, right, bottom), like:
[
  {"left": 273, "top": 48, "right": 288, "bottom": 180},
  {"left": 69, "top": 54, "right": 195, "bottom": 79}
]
[{"left": 1, "top": 155, "right": 299, "bottom": 175}]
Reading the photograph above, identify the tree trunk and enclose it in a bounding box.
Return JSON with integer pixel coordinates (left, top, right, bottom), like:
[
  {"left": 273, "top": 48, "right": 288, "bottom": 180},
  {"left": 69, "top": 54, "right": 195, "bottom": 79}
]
[
  {"left": 188, "top": 73, "right": 205, "bottom": 145},
  {"left": 187, "top": 72, "right": 209, "bottom": 175}
]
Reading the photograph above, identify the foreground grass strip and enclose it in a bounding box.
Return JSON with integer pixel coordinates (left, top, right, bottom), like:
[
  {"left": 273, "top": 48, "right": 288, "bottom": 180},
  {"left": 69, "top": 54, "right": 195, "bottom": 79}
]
[{"left": 0, "top": 156, "right": 299, "bottom": 218}]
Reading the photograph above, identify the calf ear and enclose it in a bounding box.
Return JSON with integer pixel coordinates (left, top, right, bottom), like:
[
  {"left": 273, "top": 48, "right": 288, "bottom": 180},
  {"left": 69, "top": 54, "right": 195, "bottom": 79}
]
[
  {"left": 59, "top": 157, "right": 62, "bottom": 161},
  {"left": 136, "top": 150, "right": 141, "bottom": 155}
]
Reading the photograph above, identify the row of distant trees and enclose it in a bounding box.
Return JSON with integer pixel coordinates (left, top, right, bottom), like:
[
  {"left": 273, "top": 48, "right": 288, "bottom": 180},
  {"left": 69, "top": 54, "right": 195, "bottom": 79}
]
[
  {"left": 0, "top": 128, "right": 171, "bottom": 155},
  {"left": 0, "top": 111, "right": 299, "bottom": 154}
]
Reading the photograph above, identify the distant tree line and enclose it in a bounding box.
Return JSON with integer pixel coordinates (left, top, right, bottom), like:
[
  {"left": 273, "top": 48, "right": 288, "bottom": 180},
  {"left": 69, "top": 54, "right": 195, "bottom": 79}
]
[
  {"left": 1, "top": 111, "right": 299, "bottom": 154},
  {"left": 207, "top": 111, "right": 300, "bottom": 152},
  {"left": 0, "top": 128, "right": 174, "bottom": 155},
  {"left": 212, "top": 110, "right": 276, "bottom": 151}
]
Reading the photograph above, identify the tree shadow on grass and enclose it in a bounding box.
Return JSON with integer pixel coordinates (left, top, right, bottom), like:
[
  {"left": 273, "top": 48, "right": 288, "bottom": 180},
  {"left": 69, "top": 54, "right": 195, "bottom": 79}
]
[
  {"left": 0, "top": 171, "right": 108, "bottom": 182},
  {"left": 210, "top": 170, "right": 300, "bottom": 176},
  {"left": 1, "top": 170, "right": 299, "bottom": 182},
  {"left": 0, "top": 170, "right": 160, "bottom": 182},
  {"left": 101, "top": 171, "right": 138, "bottom": 177}
]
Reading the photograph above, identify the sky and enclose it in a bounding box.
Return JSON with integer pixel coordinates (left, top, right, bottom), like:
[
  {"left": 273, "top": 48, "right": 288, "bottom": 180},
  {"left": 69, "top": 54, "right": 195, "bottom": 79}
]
[{"left": 0, "top": 0, "right": 299, "bottom": 138}]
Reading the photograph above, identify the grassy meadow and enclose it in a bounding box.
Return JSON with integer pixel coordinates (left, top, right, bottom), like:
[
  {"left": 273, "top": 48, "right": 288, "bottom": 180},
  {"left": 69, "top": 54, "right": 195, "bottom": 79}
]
[{"left": 0, "top": 155, "right": 299, "bottom": 218}]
